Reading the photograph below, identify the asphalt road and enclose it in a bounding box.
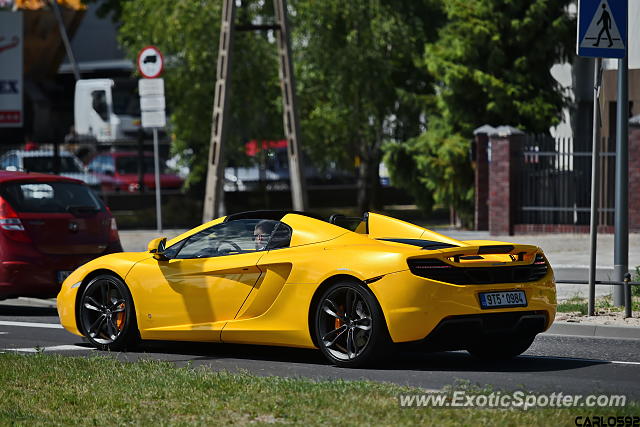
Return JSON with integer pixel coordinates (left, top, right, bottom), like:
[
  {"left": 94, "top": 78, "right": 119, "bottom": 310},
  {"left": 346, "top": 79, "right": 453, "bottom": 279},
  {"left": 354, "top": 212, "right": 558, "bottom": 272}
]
[{"left": 1, "top": 302, "right": 639, "bottom": 400}]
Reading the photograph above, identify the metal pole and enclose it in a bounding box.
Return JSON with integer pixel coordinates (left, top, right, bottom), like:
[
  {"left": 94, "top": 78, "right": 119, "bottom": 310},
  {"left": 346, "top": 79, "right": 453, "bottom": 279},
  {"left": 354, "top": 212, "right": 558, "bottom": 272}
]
[
  {"left": 153, "top": 128, "right": 162, "bottom": 233},
  {"left": 624, "top": 273, "right": 632, "bottom": 318},
  {"left": 614, "top": 56, "right": 629, "bottom": 306},
  {"left": 49, "top": 0, "right": 81, "bottom": 81},
  {"left": 588, "top": 57, "right": 602, "bottom": 317},
  {"left": 203, "top": 0, "right": 236, "bottom": 222},
  {"left": 274, "top": 0, "right": 308, "bottom": 211}
]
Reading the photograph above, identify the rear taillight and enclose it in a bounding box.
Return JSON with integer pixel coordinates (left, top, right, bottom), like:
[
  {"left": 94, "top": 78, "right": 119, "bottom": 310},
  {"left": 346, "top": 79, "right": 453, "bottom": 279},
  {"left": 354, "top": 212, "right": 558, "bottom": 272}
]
[
  {"left": 0, "top": 197, "right": 32, "bottom": 243},
  {"left": 109, "top": 217, "right": 120, "bottom": 242}
]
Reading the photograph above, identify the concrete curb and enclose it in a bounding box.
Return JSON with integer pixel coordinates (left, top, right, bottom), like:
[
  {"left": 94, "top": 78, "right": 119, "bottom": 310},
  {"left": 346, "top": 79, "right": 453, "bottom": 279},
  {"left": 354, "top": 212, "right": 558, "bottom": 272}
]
[{"left": 545, "top": 321, "right": 640, "bottom": 340}]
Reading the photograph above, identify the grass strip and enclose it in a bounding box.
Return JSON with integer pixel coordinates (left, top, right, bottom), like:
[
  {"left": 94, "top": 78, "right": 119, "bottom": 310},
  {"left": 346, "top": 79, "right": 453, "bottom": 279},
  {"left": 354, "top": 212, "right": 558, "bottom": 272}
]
[{"left": 0, "top": 353, "right": 637, "bottom": 426}]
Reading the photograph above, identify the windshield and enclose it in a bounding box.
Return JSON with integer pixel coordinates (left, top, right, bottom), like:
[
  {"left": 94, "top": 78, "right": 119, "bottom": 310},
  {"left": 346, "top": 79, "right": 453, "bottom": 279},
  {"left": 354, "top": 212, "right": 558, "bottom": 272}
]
[
  {"left": 0, "top": 181, "right": 104, "bottom": 213},
  {"left": 23, "top": 156, "right": 84, "bottom": 173},
  {"left": 112, "top": 81, "right": 141, "bottom": 116},
  {"left": 116, "top": 157, "right": 166, "bottom": 174}
]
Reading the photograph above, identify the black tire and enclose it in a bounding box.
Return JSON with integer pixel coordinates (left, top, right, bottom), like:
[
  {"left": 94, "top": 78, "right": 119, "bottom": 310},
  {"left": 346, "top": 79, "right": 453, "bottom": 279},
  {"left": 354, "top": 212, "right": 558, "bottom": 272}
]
[
  {"left": 314, "top": 281, "right": 392, "bottom": 368},
  {"left": 467, "top": 333, "right": 536, "bottom": 361},
  {"left": 78, "top": 274, "right": 139, "bottom": 351}
]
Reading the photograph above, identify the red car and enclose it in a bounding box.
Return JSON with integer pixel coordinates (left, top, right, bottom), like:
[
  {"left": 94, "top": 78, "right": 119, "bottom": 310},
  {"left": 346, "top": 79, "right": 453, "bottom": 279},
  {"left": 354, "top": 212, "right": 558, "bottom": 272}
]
[
  {"left": 87, "top": 151, "right": 184, "bottom": 193},
  {"left": 0, "top": 171, "right": 122, "bottom": 299}
]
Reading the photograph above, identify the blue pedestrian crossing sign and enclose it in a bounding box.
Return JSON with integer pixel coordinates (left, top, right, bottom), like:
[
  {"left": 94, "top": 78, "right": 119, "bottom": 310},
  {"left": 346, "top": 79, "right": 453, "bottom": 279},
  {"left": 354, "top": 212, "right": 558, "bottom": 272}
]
[{"left": 577, "top": 0, "right": 627, "bottom": 58}]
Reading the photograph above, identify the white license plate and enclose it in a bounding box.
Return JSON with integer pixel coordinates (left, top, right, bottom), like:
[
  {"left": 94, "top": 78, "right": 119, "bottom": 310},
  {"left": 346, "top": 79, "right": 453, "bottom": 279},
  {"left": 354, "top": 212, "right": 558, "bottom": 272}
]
[
  {"left": 57, "top": 270, "right": 73, "bottom": 284},
  {"left": 479, "top": 290, "right": 527, "bottom": 309}
]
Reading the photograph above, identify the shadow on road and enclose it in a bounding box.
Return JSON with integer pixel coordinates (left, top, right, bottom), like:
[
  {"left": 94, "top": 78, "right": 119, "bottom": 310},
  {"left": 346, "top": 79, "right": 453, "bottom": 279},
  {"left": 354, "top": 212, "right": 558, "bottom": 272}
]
[
  {"left": 85, "top": 339, "right": 608, "bottom": 373},
  {"left": 0, "top": 304, "right": 58, "bottom": 317}
]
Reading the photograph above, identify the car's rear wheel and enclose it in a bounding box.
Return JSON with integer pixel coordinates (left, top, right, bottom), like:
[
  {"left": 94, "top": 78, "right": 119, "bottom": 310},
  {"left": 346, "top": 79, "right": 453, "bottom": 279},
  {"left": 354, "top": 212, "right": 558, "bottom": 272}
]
[
  {"left": 314, "top": 281, "right": 391, "bottom": 368},
  {"left": 78, "top": 274, "right": 139, "bottom": 351},
  {"left": 466, "top": 333, "right": 536, "bottom": 361}
]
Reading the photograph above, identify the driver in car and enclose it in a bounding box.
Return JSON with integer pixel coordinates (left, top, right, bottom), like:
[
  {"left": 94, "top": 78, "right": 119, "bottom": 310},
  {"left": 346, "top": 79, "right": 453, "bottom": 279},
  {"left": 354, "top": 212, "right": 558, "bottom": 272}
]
[{"left": 253, "top": 220, "right": 277, "bottom": 250}]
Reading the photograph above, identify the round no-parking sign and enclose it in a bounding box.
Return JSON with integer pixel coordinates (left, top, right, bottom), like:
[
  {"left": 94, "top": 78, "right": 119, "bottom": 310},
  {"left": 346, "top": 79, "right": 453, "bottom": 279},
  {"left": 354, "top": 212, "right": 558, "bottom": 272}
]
[{"left": 137, "top": 46, "right": 164, "bottom": 79}]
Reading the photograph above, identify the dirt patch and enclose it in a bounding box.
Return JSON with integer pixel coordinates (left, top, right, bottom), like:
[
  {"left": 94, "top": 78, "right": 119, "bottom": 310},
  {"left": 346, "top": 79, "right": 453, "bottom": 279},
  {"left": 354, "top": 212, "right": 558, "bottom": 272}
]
[{"left": 555, "top": 311, "right": 640, "bottom": 327}]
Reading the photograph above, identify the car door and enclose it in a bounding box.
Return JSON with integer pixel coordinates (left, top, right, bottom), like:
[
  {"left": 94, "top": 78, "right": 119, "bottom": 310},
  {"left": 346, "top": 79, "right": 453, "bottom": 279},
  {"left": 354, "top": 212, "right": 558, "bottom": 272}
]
[{"left": 130, "top": 219, "right": 280, "bottom": 341}]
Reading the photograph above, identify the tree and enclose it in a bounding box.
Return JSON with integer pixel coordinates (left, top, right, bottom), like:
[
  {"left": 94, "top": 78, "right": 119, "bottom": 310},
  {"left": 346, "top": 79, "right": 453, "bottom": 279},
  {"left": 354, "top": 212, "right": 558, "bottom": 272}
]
[
  {"left": 116, "top": 0, "right": 283, "bottom": 193},
  {"left": 384, "top": 0, "right": 574, "bottom": 225},
  {"left": 292, "top": 0, "right": 442, "bottom": 212}
]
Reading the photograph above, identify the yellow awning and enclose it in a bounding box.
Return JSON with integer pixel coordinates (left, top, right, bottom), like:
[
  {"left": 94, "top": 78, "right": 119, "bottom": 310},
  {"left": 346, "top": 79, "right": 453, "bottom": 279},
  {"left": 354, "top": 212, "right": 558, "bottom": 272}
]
[{"left": 14, "top": 0, "right": 85, "bottom": 11}]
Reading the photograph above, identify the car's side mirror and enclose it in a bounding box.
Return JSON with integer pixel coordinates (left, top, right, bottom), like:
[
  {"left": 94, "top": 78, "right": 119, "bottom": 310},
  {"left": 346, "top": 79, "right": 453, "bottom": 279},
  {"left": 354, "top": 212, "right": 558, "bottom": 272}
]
[{"left": 148, "top": 237, "right": 168, "bottom": 260}]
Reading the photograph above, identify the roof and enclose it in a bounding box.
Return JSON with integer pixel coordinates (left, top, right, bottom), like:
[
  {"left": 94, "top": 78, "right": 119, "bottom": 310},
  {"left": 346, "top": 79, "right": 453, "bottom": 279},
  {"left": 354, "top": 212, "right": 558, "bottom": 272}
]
[{"left": 0, "top": 170, "right": 84, "bottom": 184}]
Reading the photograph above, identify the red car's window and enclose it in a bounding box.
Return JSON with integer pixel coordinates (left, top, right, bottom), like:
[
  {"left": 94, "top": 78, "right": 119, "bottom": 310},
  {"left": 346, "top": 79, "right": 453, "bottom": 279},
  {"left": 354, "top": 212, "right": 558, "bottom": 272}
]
[{"left": 0, "top": 181, "right": 104, "bottom": 213}]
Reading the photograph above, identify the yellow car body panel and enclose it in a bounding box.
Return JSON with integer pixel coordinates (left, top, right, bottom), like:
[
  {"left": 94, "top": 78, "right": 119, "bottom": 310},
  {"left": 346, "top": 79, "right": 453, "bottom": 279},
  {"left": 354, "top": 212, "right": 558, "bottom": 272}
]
[
  {"left": 369, "top": 269, "right": 556, "bottom": 343},
  {"left": 126, "top": 251, "right": 265, "bottom": 342},
  {"left": 57, "top": 211, "right": 557, "bottom": 351},
  {"left": 56, "top": 251, "right": 154, "bottom": 336}
]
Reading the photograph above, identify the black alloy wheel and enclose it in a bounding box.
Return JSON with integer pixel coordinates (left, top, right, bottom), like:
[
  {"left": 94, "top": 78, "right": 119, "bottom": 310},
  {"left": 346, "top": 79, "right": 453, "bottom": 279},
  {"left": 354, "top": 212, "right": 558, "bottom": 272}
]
[
  {"left": 315, "top": 281, "right": 391, "bottom": 368},
  {"left": 78, "top": 274, "right": 139, "bottom": 351}
]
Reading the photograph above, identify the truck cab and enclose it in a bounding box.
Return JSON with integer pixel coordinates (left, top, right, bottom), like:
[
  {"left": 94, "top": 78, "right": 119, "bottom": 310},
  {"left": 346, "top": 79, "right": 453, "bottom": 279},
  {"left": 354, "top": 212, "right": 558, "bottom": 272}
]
[{"left": 74, "top": 79, "right": 141, "bottom": 144}]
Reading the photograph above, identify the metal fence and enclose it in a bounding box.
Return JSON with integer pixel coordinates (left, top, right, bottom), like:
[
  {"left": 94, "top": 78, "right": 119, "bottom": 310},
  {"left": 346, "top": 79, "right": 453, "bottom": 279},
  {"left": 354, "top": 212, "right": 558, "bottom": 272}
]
[{"left": 518, "top": 134, "right": 616, "bottom": 226}]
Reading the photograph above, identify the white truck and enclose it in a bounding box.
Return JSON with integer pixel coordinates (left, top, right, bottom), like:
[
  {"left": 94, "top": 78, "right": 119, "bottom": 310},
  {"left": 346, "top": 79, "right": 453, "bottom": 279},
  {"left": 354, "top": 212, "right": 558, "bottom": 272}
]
[{"left": 74, "top": 78, "right": 142, "bottom": 144}]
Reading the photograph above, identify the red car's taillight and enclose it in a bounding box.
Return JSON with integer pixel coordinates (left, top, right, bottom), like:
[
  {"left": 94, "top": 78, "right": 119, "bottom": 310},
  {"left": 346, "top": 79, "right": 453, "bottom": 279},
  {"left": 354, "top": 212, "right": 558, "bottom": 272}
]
[
  {"left": 109, "top": 217, "right": 120, "bottom": 242},
  {"left": 0, "top": 197, "right": 32, "bottom": 243},
  {"left": 105, "top": 207, "right": 120, "bottom": 242}
]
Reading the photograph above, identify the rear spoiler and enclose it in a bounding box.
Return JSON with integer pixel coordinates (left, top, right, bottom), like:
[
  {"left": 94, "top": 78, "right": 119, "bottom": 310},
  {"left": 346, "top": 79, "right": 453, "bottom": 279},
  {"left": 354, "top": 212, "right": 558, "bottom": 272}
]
[{"left": 407, "top": 244, "right": 542, "bottom": 266}]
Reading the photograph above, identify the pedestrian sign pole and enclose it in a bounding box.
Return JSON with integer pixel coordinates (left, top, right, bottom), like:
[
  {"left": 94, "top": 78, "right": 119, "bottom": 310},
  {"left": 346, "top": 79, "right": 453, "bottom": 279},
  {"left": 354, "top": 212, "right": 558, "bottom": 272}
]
[
  {"left": 577, "top": 0, "right": 628, "bottom": 312},
  {"left": 137, "top": 46, "right": 166, "bottom": 234}
]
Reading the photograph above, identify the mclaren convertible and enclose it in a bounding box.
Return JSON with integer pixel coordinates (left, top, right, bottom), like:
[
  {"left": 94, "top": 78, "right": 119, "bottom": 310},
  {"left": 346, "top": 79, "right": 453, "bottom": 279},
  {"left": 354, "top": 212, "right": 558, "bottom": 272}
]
[{"left": 57, "top": 210, "right": 556, "bottom": 367}]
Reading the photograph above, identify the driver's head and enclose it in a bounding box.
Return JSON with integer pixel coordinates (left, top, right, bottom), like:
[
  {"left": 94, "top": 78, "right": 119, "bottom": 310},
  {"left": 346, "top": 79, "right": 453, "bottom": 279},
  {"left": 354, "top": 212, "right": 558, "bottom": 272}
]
[{"left": 253, "top": 220, "right": 277, "bottom": 250}]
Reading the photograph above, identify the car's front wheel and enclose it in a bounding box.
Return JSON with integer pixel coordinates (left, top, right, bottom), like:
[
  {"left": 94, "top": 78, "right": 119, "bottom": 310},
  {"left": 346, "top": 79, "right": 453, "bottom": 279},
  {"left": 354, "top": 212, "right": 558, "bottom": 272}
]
[
  {"left": 78, "top": 274, "right": 139, "bottom": 351},
  {"left": 314, "top": 281, "right": 391, "bottom": 368}
]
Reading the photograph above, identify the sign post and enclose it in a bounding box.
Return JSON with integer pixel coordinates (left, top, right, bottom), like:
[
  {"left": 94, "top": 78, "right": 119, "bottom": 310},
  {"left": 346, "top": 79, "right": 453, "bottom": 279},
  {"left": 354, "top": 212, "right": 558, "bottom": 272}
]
[
  {"left": 577, "top": 0, "right": 628, "bottom": 313},
  {"left": 138, "top": 46, "right": 166, "bottom": 233}
]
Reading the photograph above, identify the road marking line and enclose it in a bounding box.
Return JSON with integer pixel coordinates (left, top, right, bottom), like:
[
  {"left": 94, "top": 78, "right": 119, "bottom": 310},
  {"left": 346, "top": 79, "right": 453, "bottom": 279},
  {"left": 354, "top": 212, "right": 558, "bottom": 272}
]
[
  {"left": 0, "top": 321, "right": 63, "bottom": 329},
  {"left": 0, "top": 332, "right": 7, "bottom": 335},
  {"left": 3, "top": 345, "right": 94, "bottom": 353},
  {"left": 522, "top": 355, "right": 640, "bottom": 366}
]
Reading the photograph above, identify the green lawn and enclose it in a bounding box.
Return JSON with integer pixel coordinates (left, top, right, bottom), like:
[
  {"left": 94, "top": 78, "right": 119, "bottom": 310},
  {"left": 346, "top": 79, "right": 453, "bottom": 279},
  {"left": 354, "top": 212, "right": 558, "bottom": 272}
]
[{"left": 0, "top": 353, "right": 637, "bottom": 426}]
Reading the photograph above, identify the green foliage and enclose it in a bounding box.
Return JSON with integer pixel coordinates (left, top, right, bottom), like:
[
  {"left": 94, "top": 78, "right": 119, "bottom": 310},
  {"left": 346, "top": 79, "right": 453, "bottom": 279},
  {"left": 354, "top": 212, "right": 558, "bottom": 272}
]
[
  {"left": 384, "top": 117, "right": 474, "bottom": 224},
  {"left": 634, "top": 266, "right": 640, "bottom": 297},
  {"left": 384, "top": 0, "right": 574, "bottom": 223},
  {"left": 117, "top": 0, "right": 282, "bottom": 193},
  {"left": 425, "top": 0, "right": 574, "bottom": 135},
  {"left": 292, "top": 0, "right": 442, "bottom": 209}
]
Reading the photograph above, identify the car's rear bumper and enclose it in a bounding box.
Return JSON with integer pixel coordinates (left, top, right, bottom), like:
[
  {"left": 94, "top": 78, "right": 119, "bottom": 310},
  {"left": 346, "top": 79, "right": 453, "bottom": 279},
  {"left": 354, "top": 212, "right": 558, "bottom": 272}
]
[
  {"left": 0, "top": 241, "right": 122, "bottom": 299},
  {"left": 368, "top": 269, "right": 557, "bottom": 343},
  {"left": 405, "top": 310, "right": 548, "bottom": 351}
]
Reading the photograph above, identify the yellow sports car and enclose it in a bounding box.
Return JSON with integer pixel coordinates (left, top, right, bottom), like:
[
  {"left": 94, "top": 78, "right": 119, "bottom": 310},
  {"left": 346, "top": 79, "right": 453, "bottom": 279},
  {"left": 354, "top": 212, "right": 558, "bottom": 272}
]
[{"left": 57, "top": 210, "right": 556, "bottom": 367}]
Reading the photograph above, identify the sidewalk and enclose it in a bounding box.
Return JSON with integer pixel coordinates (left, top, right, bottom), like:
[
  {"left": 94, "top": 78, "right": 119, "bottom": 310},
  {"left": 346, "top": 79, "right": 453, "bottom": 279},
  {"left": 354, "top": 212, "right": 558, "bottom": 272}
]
[{"left": 119, "top": 228, "right": 640, "bottom": 270}]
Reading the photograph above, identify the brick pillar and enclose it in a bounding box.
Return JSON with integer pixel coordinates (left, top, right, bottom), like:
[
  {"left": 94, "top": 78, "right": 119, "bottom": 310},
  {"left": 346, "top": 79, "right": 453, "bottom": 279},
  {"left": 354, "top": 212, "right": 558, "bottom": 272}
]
[
  {"left": 488, "top": 126, "right": 524, "bottom": 236},
  {"left": 629, "top": 122, "right": 640, "bottom": 232},
  {"left": 473, "top": 125, "right": 494, "bottom": 231}
]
